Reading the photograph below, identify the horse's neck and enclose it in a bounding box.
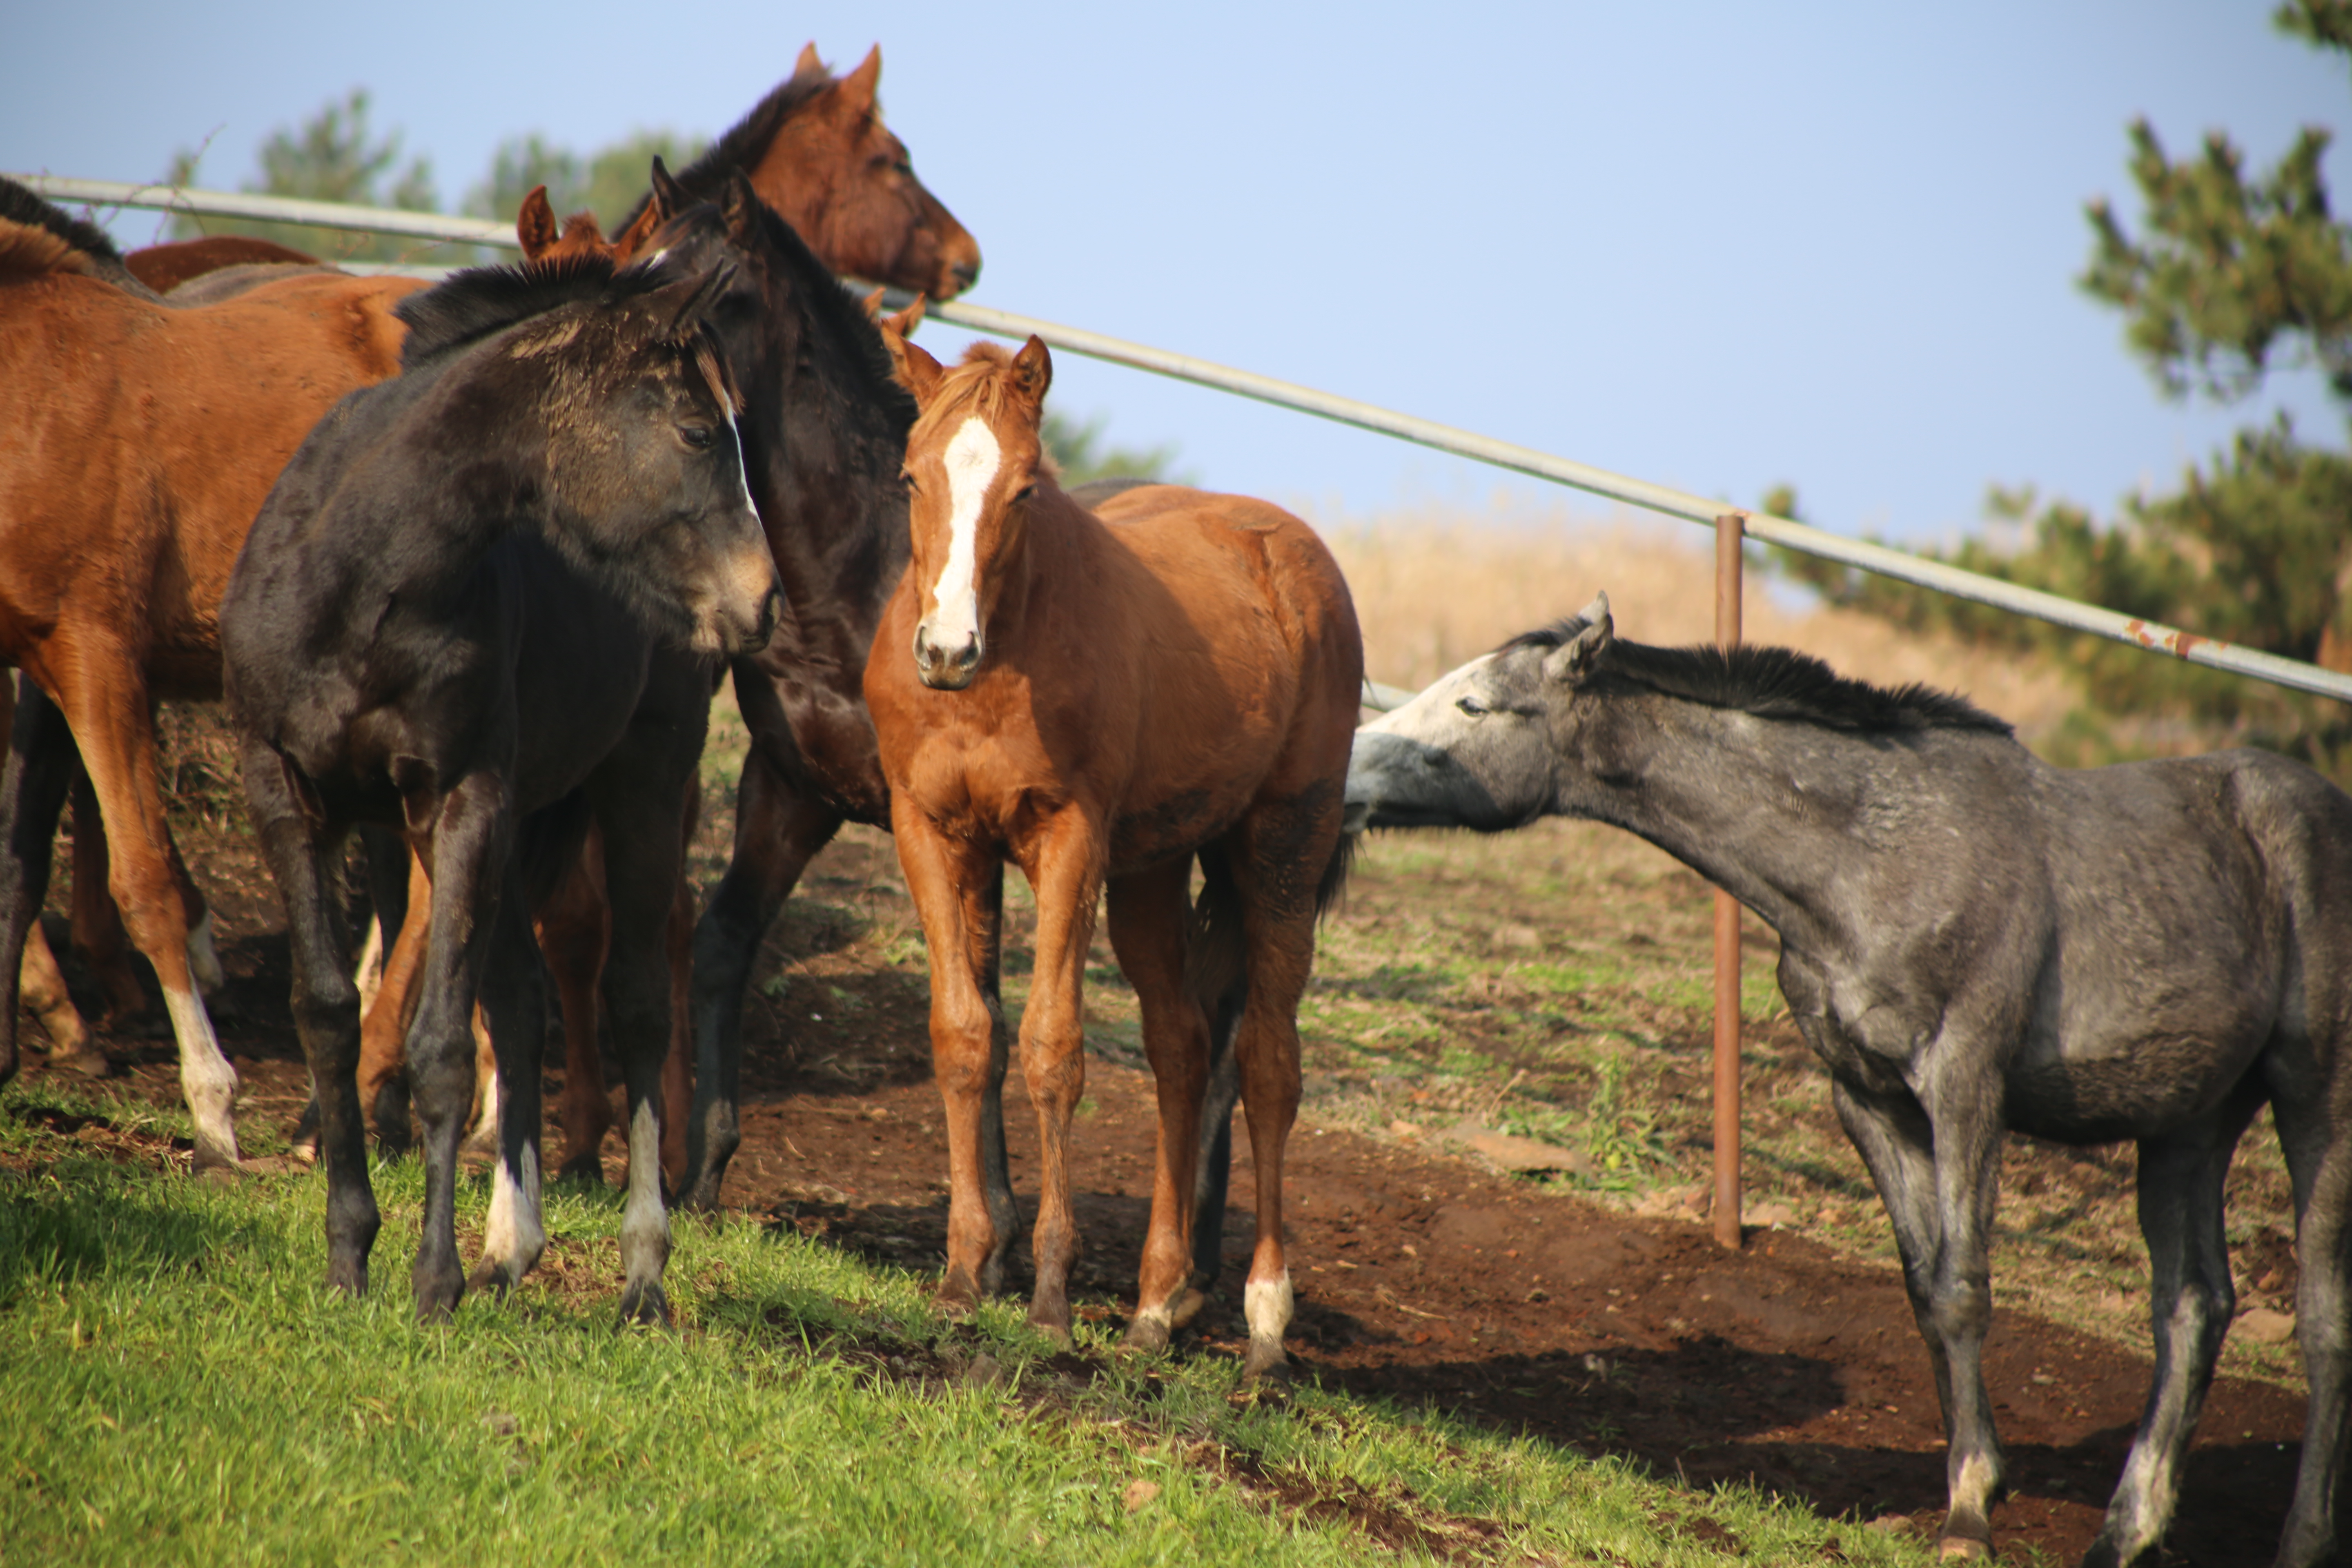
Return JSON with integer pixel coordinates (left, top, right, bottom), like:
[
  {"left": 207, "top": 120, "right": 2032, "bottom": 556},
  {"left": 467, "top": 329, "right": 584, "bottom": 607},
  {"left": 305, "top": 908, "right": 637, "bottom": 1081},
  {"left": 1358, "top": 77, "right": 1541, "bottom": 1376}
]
[
  {"left": 1576, "top": 698, "right": 1871, "bottom": 947},
  {"left": 755, "top": 355, "right": 910, "bottom": 652}
]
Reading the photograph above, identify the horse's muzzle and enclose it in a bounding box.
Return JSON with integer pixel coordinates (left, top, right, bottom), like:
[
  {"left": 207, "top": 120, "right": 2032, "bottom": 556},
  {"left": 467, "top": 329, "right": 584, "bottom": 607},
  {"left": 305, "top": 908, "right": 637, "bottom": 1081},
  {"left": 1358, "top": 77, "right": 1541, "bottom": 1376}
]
[{"left": 914, "top": 622, "right": 981, "bottom": 690}]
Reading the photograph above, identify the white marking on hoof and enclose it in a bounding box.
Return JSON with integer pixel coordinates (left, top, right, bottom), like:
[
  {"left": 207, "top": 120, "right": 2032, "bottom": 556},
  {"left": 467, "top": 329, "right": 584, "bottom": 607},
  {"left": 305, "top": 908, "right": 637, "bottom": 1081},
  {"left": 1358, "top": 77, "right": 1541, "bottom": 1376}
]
[
  {"left": 1244, "top": 1271, "right": 1295, "bottom": 1361},
  {"left": 619, "top": 1100, "right": 673, "bottom": 1292},
  {"left": 481, "top": 1142, "right": 545, "bottom": 1283},
  {"left": 164, "top": 985, "right": 240, "bottom": 1167},
  {"left": 186, "top": 910, "right": 227, "bottom": 995}
]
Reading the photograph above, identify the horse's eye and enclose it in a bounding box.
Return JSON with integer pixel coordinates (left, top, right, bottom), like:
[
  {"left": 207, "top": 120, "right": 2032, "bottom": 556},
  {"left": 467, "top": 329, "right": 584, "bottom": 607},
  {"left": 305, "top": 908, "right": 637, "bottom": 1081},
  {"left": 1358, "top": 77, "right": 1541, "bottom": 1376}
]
[
  {"left": 1014, "top": 482, "right": 1036, "bottom": 502},
  {"left": 680, "top": 425, "right": 715, "bottom": 451},
  {"left": 900, "top": 469, "right": 918, "bottom": 491},
  {"left": 1457, "top": 695, "right": 1488, "bottom": 718}
]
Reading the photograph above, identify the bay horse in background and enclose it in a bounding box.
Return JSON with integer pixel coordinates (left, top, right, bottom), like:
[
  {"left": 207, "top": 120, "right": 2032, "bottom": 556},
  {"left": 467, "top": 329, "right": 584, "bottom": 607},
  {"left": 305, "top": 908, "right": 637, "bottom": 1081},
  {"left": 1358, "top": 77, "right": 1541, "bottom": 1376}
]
[
  {"left": 125, "top": 234, "right": 319, "bottom": 294},
  {"left": 223, "top": 253, "right": 780, "bottom": 1324},
  {"left": 1343, "top": 597, "right": 2352, "bottom": 1568},
  {"left": 865, "top": 327, "right": 1360, "bottom": 1374}
]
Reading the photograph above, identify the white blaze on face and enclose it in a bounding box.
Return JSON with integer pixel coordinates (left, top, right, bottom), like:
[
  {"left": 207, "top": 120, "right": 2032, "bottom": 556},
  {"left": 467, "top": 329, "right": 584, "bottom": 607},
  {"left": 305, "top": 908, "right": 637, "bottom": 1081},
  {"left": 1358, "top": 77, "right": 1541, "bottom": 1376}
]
[
  {"left": 1361, "top": 653, "right": 1495, "bottom": 746},
  {"left": 926, "top": 416, "right": 1001, "bottom": 651}
]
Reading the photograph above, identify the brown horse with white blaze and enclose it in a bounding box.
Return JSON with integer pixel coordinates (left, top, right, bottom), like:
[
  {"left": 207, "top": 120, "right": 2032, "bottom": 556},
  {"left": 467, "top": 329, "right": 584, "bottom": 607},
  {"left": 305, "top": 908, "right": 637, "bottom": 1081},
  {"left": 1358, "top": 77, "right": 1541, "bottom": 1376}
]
[{"left": 864, "top": 330, "right": 1361, "bottom": 1374}]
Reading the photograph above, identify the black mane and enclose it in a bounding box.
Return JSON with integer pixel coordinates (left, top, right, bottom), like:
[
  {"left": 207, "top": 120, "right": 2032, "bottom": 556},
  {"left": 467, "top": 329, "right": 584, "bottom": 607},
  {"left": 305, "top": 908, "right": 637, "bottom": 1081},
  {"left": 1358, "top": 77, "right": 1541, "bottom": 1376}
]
[
  {"left": 0, "top": 176, "right": 128, "bottom": 266},
  {"left": 394, "top": 252, "right": 666, "bottom": 367},
  {"left": 1509, "top": 617, "right": 2012, "bottom": 736},
  {"left": 730, "top": 194, "right": 917, "bottom": 428},
  {"left": 612, "top": 70, "right": 835, "bottom": 233}
]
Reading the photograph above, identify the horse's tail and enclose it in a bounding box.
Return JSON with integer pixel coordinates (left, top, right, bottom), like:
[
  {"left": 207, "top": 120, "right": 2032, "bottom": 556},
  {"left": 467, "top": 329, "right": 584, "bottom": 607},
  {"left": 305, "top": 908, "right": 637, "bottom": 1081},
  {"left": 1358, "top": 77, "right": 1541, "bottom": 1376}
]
[{"left": 1182, "top": 823, "right": 1359, "bottom": 1018}]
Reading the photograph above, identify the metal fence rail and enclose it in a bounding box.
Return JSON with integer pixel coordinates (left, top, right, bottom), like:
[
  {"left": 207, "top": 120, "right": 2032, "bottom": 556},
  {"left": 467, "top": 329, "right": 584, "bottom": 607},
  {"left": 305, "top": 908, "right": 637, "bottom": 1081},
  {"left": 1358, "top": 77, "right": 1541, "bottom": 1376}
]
[{"left": 22, "top": 171, "right": 2343, "bottom": 706}]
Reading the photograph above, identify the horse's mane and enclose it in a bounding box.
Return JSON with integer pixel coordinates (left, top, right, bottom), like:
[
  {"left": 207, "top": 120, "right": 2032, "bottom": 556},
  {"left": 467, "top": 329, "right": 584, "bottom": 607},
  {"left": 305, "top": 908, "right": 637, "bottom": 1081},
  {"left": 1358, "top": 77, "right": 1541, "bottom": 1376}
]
[
  {"left": 393, "top": 252, "right": 665, "bottom": 367},
  {"left": 612, "top": 67, "right": 836, "bottom": 233},
  {"left": 0, "top": 176, "right": 129, "bottom": 281},
  {"left": 730, "top": 195, "right": 918, "bottom": 427},
  {"left": 1510, "top": 618, "right": 2013, "bottom": 736}
]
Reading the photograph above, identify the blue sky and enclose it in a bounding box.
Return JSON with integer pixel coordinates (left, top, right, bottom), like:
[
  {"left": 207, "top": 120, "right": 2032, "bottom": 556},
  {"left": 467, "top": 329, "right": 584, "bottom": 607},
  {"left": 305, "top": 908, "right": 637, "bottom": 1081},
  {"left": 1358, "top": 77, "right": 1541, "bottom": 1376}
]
[{"left": 6, "top": 1, "right": 2341, "bottom": 546}]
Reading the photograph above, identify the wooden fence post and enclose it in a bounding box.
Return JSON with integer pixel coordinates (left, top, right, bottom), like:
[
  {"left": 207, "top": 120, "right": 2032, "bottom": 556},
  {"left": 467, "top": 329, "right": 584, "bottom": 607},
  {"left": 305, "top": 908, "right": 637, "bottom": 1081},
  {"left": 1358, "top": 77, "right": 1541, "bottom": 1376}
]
[{"left": 1713, "top": 512, "right": 1745, "bottom": 1252}]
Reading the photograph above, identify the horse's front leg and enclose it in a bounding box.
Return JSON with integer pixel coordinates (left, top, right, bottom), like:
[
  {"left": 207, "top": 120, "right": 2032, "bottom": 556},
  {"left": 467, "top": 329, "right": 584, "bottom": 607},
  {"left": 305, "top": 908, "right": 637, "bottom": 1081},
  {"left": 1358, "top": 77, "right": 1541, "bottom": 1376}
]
[
  {"left": 684, "top": 748, "right": 841, "bottom": 1211},
  {"left": 408, "top": 773, "right": 513, "bottom": 1322},
  {"left": 239, "top": 739, "right": 376, "bottom": 1291},
  {"left": 534, "top": 830, "right": 612, "bottom": 1183},
  {"left": 970, "top": 862, "right": 1020, "bottom": 1294},
  {"left": 1832, "top": 1073, "right": 2006, "bottom": 1558},
  {"left": 1011, "top": 811, "right": 1106, "bottom": 1342},
  {"left": 2085, "top": 1088, "right": 2265, "bottom": 1568},
  {"left": 2266, "top": 1071, "right": 2352, "bottom": 1568},
  {"left": 890, "top": 796, "right": 1008, "bottom": 1311},
  {"left": 1105, "top": 858, "right": 1211, "bottom": 1352}
]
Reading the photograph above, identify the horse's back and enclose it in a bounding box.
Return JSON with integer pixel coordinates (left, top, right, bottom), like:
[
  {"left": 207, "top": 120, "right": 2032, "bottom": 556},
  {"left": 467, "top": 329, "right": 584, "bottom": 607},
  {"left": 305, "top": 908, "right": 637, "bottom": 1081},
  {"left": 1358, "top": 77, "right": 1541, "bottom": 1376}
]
[{"left": 1081, "top": 486, "right": 1360, "bottom": 858}]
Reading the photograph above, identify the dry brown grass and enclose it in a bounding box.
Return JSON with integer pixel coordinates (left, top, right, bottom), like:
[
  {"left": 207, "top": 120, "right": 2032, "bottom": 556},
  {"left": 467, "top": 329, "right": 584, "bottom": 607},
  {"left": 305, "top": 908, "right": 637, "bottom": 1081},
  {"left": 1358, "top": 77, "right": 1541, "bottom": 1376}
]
[{"left": 1316, "top": 499, "right": 2081, "bottom": 744}]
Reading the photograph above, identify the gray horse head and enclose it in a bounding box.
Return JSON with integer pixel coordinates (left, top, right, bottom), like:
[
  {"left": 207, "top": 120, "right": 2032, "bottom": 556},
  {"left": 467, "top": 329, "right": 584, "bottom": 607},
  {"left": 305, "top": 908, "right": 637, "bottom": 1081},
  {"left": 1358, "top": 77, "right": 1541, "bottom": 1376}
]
[{"left": 1345, "top": 592, "right": 1613, "bottom": 834}]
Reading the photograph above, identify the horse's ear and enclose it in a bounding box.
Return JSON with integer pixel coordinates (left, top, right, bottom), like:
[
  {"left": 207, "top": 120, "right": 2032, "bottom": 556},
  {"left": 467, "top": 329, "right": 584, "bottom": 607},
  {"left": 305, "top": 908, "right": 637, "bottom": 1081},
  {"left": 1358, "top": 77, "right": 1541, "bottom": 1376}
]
[
  {"left": 648, "top": 156, "right": 688, "bottom": 222},
  {"left": 882, "top": 294, "right": 926, "bottom": 341},
  {"left": 1009, "top": 335, "right": 1053, "bottom": 408},
  {"left": 838, "top": 45, "right": 882, "bottom": 116},
  {"left": 878, "top": 315, "right": 945, "bottom": 406},
  {"left": 517, "top": 186, "right": 558, "bottom": 260},
  {"left": 610, "top": 194, "right": 663, "bottom": 263},
  {"left": 1542, "top": 592, "right": 1614, "bottom": 686},
  {"left": 719, "top": 167, "right": 761, "bottom": 241},
  {"left": 793, "top": 40, "right": 826, "bottom": 80},
  {"left": 646, "top": 260, "right": 737, "bottom": 342}
]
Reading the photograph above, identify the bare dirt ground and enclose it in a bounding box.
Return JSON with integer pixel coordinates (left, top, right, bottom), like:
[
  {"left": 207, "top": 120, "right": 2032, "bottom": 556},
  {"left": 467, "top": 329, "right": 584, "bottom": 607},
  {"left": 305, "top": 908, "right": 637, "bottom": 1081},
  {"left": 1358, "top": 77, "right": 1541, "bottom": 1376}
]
[{"left": 13, "top": 793, "right": 2310, "bottom": 1567}]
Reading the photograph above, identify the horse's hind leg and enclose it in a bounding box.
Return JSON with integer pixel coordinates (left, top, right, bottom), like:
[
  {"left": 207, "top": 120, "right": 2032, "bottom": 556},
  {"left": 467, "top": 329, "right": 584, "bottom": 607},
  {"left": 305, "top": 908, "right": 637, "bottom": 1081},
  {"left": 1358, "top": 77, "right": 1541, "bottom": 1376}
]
[
  {"left": 241, "top": 739, "right": 376, "bottom": 1290},
  {"left": 0, "top": 679, "right": 94, "bottom": 1080},
  {"left": 1105, "top": 858, "right": 1212, "bottom": 1351},
  {"left": 1830, "top": 1076, "right": 2007, "bottom": 1558},
  {"left": 407, "top": 774, "right": 514, "bottom": 1321},
  {"left": 468, "top": 871, "right": 548, "bottom": 1299},
  {"left": 594, "top": 793, "right": 693, "bottom": 1328},
  {"left": 2085, "top": 1088, "right": 2265, "bottom": 1568},
  {"left": 1189, "top": 984, "right": 1244, "bottom": 1291},
  {"left": 535, "top": 830, "right": 613, "bottom": 1183},
  {"left": 684, "top": 749, "right": 839, "bottom": 1210},
  {"left": 356, "top": 851, "right": 432, "bottom": 1152},
  {"left": 2272, "top": 1078, "right": 2352, "bottom": 1568}
]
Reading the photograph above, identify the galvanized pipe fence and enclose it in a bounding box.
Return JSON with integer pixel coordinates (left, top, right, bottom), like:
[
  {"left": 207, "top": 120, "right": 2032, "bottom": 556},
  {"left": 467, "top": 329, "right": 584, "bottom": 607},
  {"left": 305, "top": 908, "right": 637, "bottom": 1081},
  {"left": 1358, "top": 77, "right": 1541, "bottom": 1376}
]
[{"left": 30, "top": 173, "right": 2352, "bottom": 1245}]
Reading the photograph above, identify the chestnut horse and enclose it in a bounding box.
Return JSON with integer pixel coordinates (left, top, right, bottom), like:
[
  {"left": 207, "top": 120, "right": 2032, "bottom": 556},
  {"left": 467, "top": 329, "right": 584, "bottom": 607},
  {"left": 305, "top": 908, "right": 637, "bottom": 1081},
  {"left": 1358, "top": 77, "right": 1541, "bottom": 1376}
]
[
  {"left": 0, "top": 179, "right": 418, "bottom": 1167},
  {"left": 864, "top": 330, "right": 1361, "bottom": 1374},
  {"left": 0, "top": 45, "right": 981, "bottom": 1165}
]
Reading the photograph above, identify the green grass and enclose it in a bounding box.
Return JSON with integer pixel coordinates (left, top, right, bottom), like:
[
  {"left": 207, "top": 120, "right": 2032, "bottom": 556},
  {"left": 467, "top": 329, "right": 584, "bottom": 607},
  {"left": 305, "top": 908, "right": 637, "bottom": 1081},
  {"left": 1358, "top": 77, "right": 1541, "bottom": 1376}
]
[{"left": 0, "top": 1081, "right": 1933, "bottom": 1567}]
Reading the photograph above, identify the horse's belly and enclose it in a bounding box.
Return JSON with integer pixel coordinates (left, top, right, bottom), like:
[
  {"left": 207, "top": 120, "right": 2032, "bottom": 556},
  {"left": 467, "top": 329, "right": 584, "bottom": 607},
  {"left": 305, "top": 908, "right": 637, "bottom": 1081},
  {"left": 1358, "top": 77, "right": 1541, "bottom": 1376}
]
[{"left": 2003, "top": 1031, "right": 2263, "bottom": 1144}]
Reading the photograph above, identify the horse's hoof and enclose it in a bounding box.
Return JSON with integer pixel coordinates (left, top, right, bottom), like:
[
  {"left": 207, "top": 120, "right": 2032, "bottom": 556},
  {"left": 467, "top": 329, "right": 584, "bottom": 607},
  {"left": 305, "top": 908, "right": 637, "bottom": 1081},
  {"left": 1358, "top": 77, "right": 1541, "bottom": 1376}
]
[
  {"left": 1027, "top": 1293, "right": 1074, "bottom": 1344},
  {"left": 617, "top": 1282, "right": 672, "bottom": 1330},
  {"left": 466, "top": 1261, "right": 520, "bottom": 1300},
  {"left": 1169, "top": 1287, "right": 1208, "bottom": 1330},
  {"left": 1937, "top": 1533, "right": 1991, "bottom": 1561},
  {"left": 325, "top": 1258, "right": 369, "bottom": 1297},
  {"left": 555, "top": 1154, "right": 606, "bottom": 1186},
  {"left": 1242, "top": 1341, "right": 1292, "bottom": 1382},
  {"left": 190, "top": 1141, "right": 243, "bottom": 1179},
  {"left": 60, "top": 1047, "right": 115, "bottom": 1079},
  {"left": 1122, "top": 1315, "right": 1172, "bottom": 1355}
]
